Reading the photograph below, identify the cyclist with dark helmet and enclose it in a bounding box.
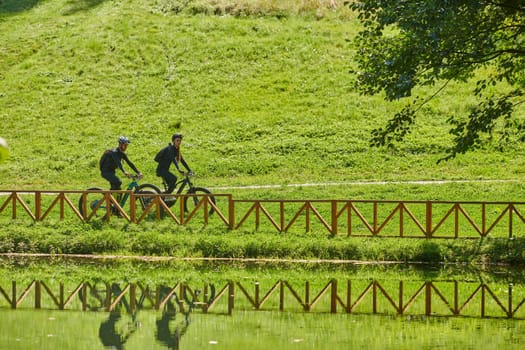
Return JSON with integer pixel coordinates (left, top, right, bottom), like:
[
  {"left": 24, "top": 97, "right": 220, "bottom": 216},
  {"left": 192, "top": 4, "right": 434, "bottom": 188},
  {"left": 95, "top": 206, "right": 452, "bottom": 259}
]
[
  {"left": 99, "top": 136, "right": 143, "bottom": 191},
  {"left": 154, "top": 133, "right": 192, "bottom": 193}
]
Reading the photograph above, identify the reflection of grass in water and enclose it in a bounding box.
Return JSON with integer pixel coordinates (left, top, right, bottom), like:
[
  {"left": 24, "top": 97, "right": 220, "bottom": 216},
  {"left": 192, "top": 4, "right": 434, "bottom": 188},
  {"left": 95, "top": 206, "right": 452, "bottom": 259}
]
[
  {"left": 3, "top": 258, "right": 525, "bottom": 296},
  {"left": 1, "top": 308, "right": 524, "bottom": 350},
  {"left": 185, "top": 312, "right": 525, "bottom": 350}
]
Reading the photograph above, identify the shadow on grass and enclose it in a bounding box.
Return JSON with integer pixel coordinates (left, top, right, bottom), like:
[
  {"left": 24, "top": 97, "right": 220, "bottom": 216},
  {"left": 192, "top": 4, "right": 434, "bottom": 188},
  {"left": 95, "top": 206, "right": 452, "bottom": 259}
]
[
  {"left": 61, "top": 0, "right": 107, "bottom": 16},
  {"left": 0, "top": 0, "right": 106, "bottom": 15},
  {"left": 0, "top": 0, "right": 40, "bottom": 13}
]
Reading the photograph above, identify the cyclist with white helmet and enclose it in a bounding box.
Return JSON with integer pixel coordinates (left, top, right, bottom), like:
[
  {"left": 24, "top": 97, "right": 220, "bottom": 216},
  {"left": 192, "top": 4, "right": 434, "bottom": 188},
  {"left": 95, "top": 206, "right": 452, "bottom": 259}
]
[{"left": 99, "top": 136, "right": 143, "bottom": 191}]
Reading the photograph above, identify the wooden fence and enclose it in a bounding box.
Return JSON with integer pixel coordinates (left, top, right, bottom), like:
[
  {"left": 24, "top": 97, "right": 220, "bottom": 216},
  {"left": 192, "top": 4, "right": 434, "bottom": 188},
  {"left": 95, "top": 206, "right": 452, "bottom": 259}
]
[
  {"left": 1, "top": 190, "right": 525, "bottom": 237},
  {"left": 1, "top": 279, "right": 524, "bottom": 319}
]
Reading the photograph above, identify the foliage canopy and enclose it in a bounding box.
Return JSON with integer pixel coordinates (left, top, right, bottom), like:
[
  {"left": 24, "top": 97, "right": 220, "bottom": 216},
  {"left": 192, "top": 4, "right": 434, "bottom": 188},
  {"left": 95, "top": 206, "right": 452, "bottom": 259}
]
[{"left": 350, "top": 0, "right": 525, "bottom": 161}]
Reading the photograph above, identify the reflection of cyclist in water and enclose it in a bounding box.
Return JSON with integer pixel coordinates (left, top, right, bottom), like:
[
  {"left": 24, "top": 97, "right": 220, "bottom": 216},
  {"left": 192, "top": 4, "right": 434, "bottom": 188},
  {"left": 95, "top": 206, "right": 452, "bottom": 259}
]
[
  {"left": 98, "top": 284, "right": 140, "bottom": 349},
  {"left": 156, "top": 309, "right": 189, "bottom": 350},
  {"left": 99, "top": 312, "right": 138, "bottom": 350},
  {"left": 155, "top": 286, "right": 194, "bottom": 350}
]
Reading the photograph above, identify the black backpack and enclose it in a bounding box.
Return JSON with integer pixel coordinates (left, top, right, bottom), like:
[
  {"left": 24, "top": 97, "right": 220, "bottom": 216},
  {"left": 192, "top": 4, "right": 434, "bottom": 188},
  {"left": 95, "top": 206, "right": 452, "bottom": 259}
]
[{"left": 99, "top": 149, "right": 112, "bottom": 170}]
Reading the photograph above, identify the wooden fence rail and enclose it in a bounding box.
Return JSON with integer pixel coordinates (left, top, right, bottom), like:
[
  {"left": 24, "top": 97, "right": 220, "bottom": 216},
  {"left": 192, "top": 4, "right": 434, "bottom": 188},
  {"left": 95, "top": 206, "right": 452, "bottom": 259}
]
[
  {"left": 1, "top": 279, "right": 524, "bottom": 319},
  {"left": 1, "top": 190, "right": 525, "bottom": 237}
]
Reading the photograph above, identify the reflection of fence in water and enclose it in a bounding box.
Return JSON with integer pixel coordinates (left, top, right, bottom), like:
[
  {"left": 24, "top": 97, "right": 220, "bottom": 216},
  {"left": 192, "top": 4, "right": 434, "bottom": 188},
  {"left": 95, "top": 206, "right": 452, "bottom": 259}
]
[
  {"left": 2, "top": 190, "right": 525, "bottom": 237},
  {"left": 1, "top": 279, "right": 524, "bottom": 319}
]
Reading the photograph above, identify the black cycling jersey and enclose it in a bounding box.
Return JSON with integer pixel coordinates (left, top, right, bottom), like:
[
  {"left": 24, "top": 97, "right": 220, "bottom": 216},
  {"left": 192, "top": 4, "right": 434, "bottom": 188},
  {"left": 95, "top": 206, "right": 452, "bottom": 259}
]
[
  {"left": 100, "top": 147, "right": 140, "bottom": 174},
  {"left": 154, "top": 144, "right": 191, "bottom": 175}
]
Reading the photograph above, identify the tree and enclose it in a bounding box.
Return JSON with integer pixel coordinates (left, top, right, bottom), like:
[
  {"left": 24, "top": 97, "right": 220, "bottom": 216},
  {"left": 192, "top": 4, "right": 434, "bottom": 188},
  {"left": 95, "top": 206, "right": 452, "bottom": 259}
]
[{"left": 350, "top": 0, "right": 525, "bottom": 161}]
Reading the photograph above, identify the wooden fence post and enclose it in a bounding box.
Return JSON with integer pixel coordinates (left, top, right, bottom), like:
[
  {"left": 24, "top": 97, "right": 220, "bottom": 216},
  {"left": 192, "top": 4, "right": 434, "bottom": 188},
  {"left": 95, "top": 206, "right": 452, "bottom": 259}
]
[
  {"left": 373, "top": 280, "right": 377, "bottom": 314},
  {"left": 426, "top": 201, "right": 432, "bottom": 238},
  {"left": 279, "top": 280, "right": 284, "bottom": 311},
  {"left": 155, "top": 285, "right": 161, "bottom": 310},
  {"left": 60, "top": 282, "right": 65, "bottom": 310},
  {"left": 11, "top": 281, "right": 16, "bottom": 309},
  {"left": 228, "top": 195, "right": 235, "bottom": 230},
  {"left": 305, "top": 281, "right": 310, "bottom": 312},
  {"left": 346, "top": 280, "right": 351, "bottom": 314},
  {"left": 130, "top": 283, "right": 136, "bottom": 313},
  {"left": 228, "top": 280, "right": 234, "bottom": 315},
  {"left": 35, "top": 281, "right": 41, "bottom": 309},
  {"left": 425, "top": 282, "right": 432, "bottom": 316},
  {"left": 373, "top": 202, "right": 378, "bottom": 236},
  {"left": 482, "top": 203, "right": 486, "bottom": 236},
  {"left": 104, "top": 282, "right": 111, "bottom": 312},
  {"left": 255, "top": 282, "right": 260, "bottom": 310},
  {"left": 398, "top": 281, "right": 403, "bottom": 315},
  {"left": 81, "top": 283, "right": 87, "bottom": 311},
  {"left": 481, "top": 284, "right": 486, "bottom": 317},
  {"left": 454, "top": 204, "right": 459, "bottom": 238},
  {"left": 35, "top": 192, "right": 41, "bottom": 221},
  {"left": 11, "top": 193, "right": 16, "bottom": 220},
  {"left": 331, "top": 200, "right": 338, "bottom": 236},
  {"left": 454, "top": 281, "right": 459, "bottom": 315},
  {"left": 330, "top": 279, "right": 337, "bottom": 313},
  {"left": 509, "top": 204, "right": 514, "bottom": 239},
  {"left": 280, "top": 202, "right": 285, "bottom": 233},
  {"left": 508, "top": 283, "right": 513, "bottom": 318},
  {"left": 255, "top": 201, "right": 260, "bottom": 231},
  {"left": 129, "top": 193, "right": 136, "bottom": 224}
]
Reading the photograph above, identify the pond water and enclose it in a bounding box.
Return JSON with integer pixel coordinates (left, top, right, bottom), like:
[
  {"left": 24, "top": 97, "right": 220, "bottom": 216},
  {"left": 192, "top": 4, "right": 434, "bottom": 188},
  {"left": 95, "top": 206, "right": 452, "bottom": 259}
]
[
  {"left": 1, "top": 257, "right": 524, "bottom": 349},
  {"left": 1, "top": 308, "right": 524, "bottom": 349}
]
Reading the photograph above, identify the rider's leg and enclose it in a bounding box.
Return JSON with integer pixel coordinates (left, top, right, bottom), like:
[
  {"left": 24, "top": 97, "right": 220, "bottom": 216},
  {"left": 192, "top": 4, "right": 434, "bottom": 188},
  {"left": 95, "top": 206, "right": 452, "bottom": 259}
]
[
  {"left": 166, "top": 174, "right": 177, "bottom": 194},
  {"left": 102, "top": 172, "right": 122, "bottom": 212},
  {"left": 159, "top": 171, "right": 177, "bottom": 193},
  {"left": 109, "top": 175, "right": 123, "bottom": 201},
  {"left": 102, "top": 172, "right": 122, "bottom": 191}
]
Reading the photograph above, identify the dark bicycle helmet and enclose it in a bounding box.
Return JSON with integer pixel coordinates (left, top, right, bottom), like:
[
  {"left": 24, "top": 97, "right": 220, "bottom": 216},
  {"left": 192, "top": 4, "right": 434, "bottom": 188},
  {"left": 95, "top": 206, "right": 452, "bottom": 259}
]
[
  {"left": 118, "top": 136, "right": 130, "bottom": 144},
  {"left": 172, "top": 133, "right": 183, "bottom": 141}
]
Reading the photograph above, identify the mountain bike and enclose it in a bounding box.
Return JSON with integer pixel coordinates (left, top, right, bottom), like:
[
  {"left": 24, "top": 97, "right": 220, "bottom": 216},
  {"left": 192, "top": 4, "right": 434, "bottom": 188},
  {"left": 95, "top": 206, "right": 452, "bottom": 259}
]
[
  {"left": 157, "top": 172, "right": 216, "bottom": 216},
  {"left": 78, "top": 175, "right": 159, "bottom": 218}
]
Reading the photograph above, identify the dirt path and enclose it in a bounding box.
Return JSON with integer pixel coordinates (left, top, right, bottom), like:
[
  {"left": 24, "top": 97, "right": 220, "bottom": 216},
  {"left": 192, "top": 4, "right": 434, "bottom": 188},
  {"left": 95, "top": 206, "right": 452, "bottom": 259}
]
[
  {"left": 0, "top": 253, "right": 403, "bottom": 264},
  {"left": 209, "top": 179, "right": 520, "bottom": 190}
]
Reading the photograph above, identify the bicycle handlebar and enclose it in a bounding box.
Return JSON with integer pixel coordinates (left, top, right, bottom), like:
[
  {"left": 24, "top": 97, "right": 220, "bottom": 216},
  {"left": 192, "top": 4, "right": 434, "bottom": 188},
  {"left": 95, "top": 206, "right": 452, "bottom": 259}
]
[{"left": 179, "top": 171, "right": 194, "bottom": 177}]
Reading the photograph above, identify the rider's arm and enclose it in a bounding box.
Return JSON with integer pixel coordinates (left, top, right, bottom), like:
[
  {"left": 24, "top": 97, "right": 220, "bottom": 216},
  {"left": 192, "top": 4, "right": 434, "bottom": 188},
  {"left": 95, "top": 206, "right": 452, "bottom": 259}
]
[
  {"left": 173, "top": 159, "right": 184, "bottom": 174},
  {"left": 173, "top": 158, "right": 191, "bottom": 174},
  {"left": 122, "top": 153, "right": 141, "bottom": 176},
  {"left": 180, "top": 157, "right": 191, "bottom": 173}
]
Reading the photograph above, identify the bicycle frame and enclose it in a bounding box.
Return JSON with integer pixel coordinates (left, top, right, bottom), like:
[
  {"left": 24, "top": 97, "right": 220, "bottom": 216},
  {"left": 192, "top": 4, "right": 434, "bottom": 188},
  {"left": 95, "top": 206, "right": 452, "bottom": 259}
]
[
  {"left": 174, "top": 176, "right": 193, "bottom": 195},
  {"left": 161, "top": 174, "right": 193, "bottom": 195},
  {"left": 116, "top": 178, "right": 140, "bottom": 207},
  {"left": 80, "top": 176, "right": 141, "bottom": 217},
  {"left": 80, "top": 173, "right": 215, "bottom": 219},
  {"left": 158, "top": 173, "right": 216, "bottom": 215}
]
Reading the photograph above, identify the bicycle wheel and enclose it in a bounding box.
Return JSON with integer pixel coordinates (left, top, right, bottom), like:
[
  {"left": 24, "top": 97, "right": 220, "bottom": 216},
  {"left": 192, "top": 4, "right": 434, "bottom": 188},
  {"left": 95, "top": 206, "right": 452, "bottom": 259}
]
[
  {"left": 184, "top": 187, "right": 216, "bottom": 216},
  {"left": 78, "top": 187, "right": 105, "bottom": 218},
  {"left": 136, "top": 184, "right": 161, "bottom": 210}
]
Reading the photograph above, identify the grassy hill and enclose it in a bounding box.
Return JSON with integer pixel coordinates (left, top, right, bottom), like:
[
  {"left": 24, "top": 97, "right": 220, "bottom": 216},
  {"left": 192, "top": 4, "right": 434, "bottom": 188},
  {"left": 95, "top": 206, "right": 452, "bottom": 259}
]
[
  {"left": 1, "top": 0, "right": 525, "bottom": 200},
  {"left": 2, "top": 0, "right": 525, "bottom": 263}
]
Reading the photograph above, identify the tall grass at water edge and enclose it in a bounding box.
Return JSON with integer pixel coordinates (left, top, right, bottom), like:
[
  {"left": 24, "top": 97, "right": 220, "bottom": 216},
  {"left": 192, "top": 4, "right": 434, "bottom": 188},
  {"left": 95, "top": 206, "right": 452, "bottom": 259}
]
[{"left": 2, "top": 221, "right": 525, "bottom": 264}]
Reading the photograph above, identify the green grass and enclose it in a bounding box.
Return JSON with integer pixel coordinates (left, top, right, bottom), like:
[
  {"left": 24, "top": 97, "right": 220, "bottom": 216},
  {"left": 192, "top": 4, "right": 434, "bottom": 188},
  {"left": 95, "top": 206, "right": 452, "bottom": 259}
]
[
  {"left": 2, "top": 0, "right": 525, "bottom": 190},
  {"left": 3, "top": 221, "right": 525, "bottom": 264},
  {"left": 2, "top": 0, "right": 525, "bottom": 262}
]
